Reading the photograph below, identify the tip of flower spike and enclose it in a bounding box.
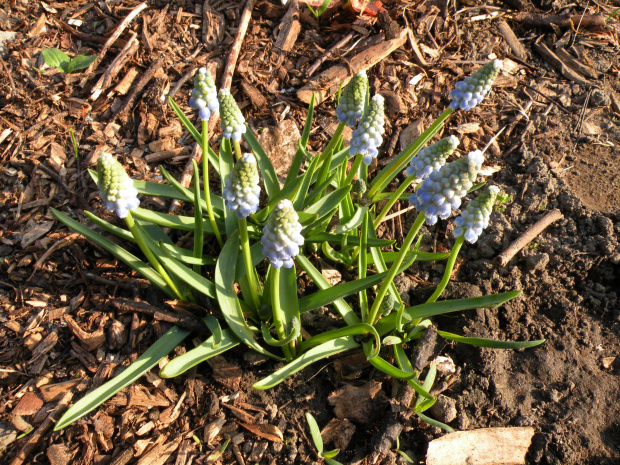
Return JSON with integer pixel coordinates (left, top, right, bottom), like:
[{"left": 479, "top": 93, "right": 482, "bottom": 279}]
[
  {"left": 262, "top": 199, "right": 304, "bottom": 268},
  {"left": 97, "top": 153, "right": 139, "bottom": 218}
]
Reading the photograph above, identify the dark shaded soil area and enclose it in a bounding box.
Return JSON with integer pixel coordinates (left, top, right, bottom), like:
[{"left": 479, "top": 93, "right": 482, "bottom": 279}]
[{"left": 1, "top": 1, "right": 620, "bottom": 464}]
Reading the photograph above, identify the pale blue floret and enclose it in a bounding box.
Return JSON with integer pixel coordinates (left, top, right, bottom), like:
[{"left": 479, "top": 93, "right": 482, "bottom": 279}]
[
  {"left": 261, "top": 200, "right": 304, "bottom": 269},
  {"left": 453, "top": 186, "right": 500, "bottom": 243},
  {"left": 222, "top": 152, "right": 261, "bottom": 219},
  {"left": 409, "top": 150, "right": 485, "bottom": 225},
  {"left": 403, "top": 135, "right": 460, "bottom": 182},
  {"left": 188, "top": 68, "right": 219, "bottom": 121},
  {"left": 448, "top": 60, "right": 503, "bottom": 111},
  {"left": 349, "top": 94, "right": 385, "bottom": 165},
  {"left": 218, "top": 89, "right": 246, "bottom": 141},
  {"left": 335, "top": 70, "right": 368, "bottom": 127},
  {"left": 97, "top": 153, "right": 140, "bottom": 219}
]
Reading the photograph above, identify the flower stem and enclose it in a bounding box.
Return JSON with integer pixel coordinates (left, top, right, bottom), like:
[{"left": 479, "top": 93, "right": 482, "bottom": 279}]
[
  {"left": 202, "top": 120, "right": 224, "bottom": 247},
  {"left": 270, "top": 267, "right": 293, "bottom": 360},
  {"left": 321, "top": 121, "right": 346, "bottom": 161},
  {"left": 125, "top": 211, "right": 184, "bottom": 300},
  {"left": 238, "top": 218, "right": 261, "bottom": 310},
  {"left": 373, "top": 176, "right": 415, "bottom": 229},
  {"left": 343, "top": 154, "right": 363, "bottom": 187},
  {"left": 367, "top": 213, "right": 426, "bottom": 326},
  {"left": 358, "top": 210, "right": 369, "bottom": 321},
  {"left": 233, "top": 140, "right": 243, "bottom": 161},
  {"left": 426, "top": 236, "right": 464, "bottom": 304}
]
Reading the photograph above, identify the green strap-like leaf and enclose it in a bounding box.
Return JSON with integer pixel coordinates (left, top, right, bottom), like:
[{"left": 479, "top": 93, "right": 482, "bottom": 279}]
[
  {"left": 416, "top": 412, "right": 455, "bottom": 433},
  {"left": 305, "top": 232, "right": 394, "bottom": 248},
  {"left": 243, "top": 126, "right": 280, "bottom": 200},
  {"left": 299, "top": 323, "right": 380, "bottom": 358},
  {"left": 286, "top": 93, "right": 315, "bottom": 187},
  {"left": 253, "top": 336, "right": 359, "bottom": 389},
  {"left": 437, "top": 330, "right": 546, "bottom": 349},
  {"left": 51, "top": 208, "right": 175, "bottom": 298},
  {"left": 55, "top": 324, "right": 189, "bottom": 430},
  {"left": 216, "top": 233, "right": 282, "bottom": 360},
  {"left": 156, "top": 248, "right": 217, "bottom": 299},
  {"left": 131, "top": 208, "right": 222, "bottom": 233},
  {"left": 305, "top": 412, "right": 324, "bottom": 454},
  {"left": 159, "top": 328, "right": 239, "bottom": 378},
  {"left": 261, "top": 317, "right": 301, "bottom": 347},
  {"left": 333, "top": 206, "right": 367, "bottom": 234}
]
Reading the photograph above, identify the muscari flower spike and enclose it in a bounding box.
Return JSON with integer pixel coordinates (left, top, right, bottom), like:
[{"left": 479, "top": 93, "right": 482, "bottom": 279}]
[
  {"left": 97, "top": 153, "right": 140, "bottom": 219},
  {"left": 218, "top": 89, "right": 246, "bottom": 141},
  {"left": 409, "top": 150, "right": 485, "bottom": 226},
  {"left": 261, "top": 199, "right": 304, "bottom": 269},
  {"left": 188, "top": 68, "right": 219, "bottom": 121},
  {"left": 453, "top": 186, "right": 500, "bottom": 244},
  {"left": 349, "top": 94, "right": 386, "bottom": 165},
  {"left": 448, "top": 59, "right": 503, "bottom": 111},
  {"left": 335, "top": 70, "right": 368, "bottom": 127},
  {"left": 404, "top": 135, "right": 460, "bottom": 183},
  {"left": 222, "top": 152, "right": 261, "bottom": 219}
]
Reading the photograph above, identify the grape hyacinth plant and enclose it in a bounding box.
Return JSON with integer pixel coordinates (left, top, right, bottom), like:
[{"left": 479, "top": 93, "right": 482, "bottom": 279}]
[{"left": 52, "top": 59, "right": 544, "bottom": 435}]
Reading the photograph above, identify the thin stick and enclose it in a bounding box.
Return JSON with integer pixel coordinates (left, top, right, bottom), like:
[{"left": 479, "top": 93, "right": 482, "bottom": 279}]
[
  {"left": 307, "top": 32, "right": 355, "bottom": 77},
  {"left": 220, "top": 0, "right": 256, "bottom": 91},
  {"left": 90, "top": 32, "right": 139, "bottom": 101},
  {"left": 494, "top": 209, "right": 563, "bottom": 267}
]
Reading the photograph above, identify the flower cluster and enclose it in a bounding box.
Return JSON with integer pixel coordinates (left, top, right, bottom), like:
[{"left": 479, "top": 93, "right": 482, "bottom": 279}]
[
  {"left": 218, "top": 89, "right": 246, "bottom": 141},
  {"left": 404, "top": 136, "right": 460, "bottom": 183},
  {"left": 222, "top": 153, "right": 261, "bottom": 219},
  {"left": 449, "top": 60, "right": 503, "bottom": 111},
  {"left": 261, "top": 200, "right": 304, "bottom": 269},
  {"left": 349, "top": 94, "right": 386, "bottom": 165},
  {"left": 453, "top": 186, "right": 500, "bottom": 243},
  {"left": 335, "top": 70, "right": 368, "bottom": 127},
  {"left": 97, "top": 153, "right": 140, "bottom": 219},
  {"left": 409, "top": 150, "right": 485, "bottom": 225},
  {"left": 188, "top": 68, "right": 219, "bottom": 121}
]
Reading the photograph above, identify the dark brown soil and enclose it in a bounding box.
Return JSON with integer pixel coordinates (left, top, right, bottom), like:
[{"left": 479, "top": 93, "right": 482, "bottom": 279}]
[{"left": 1, "top": 1, "right": 620, "bottom": 465}]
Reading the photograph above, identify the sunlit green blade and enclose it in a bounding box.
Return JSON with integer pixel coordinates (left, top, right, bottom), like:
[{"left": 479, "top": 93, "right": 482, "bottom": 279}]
[
  {"left": 51, "top": 208, "right": 175, "bottom": 298},
  {"left": 156, "top": 248, "right": 217, "bottom": 299},
  {"left": 157, "top": 242, "right": 216, "bottom": 266},
  {"left": 293, "top": 153, "right": 322, "bottom": 210},
  {"left": 305, "top": 232, "right": 394, "bottom": 248},
  {"left": 243, "top": 125, "right": 280, "bottom": 200},
  {"left": 416, "top": 412, "right": 455, "bottom": 433},
  {"left": 235, "top": 242, "right": 264, "bottom": 281},
  {"left": 366, "top": 251, "right": 450, "bottom": 264},
  {"left": 168, "top": 97, "right": 201, "bottom": 144},
  {"left": 159, "top": 166, "right": 225, "bottom": 212},
  {"left": 253, "top": 336, "right": 359, "bottom": 389},
  {"left": 254, "top": 173, "right": 304, "bottom": 222},
  {"left": 304, "top": 186, "right": 351, "bottom": 220},
  {"left": 308, "top": 147, "right": 349, "bottom": 185},
  {"left": 261, "top": 318, "right": 301, "bottom": 347},
  {"left": 333, "top": 206, "right": 366, "bottom": 234},
  {"left": 192, "top": 160, "right": 204, "bottom": 274},
  {"left": 203, "top": 315, "right": 223, "bottom": 347},
  {"left": 437, "top": 330, "right": 546, "bottom": 349},
  {"left": 299, "top": 323, "right": 380, "bottom": 358},
  {"left": 55, "top": 324, "right": 189, "bottom": 430},
  {"left": 415, "top": 396, "right": 437, "bottom": 413},
  {"left": 84, "top": 211, "right": 134, "bottom": 243},
  {"left": 375, "top": 291, "right": 521, "bottom": 336},
  {"left": 216, "top": 232, "right": 282, "bottom": 360},
  {"left": 365, "top": 349, "right": 418, "bottom": 381},
  {"left": 296, "top": 254, "right": 360, "bottom": 326},
  {"left": 303, "top": 172, "right": 338, "bottom": 208},
  {"left": 421, "top": 363, "right": 437, "bottom": 395},
  {"left": 159, "top": 328, "right": 239, "bottom": 378},
  {"left": 305, "top": 411, "right": 324, "bottom": 454},
  {"left": 280, "top": 267, "right": 301, "bottom": 336},
  {"left": 286, "top": 93, "right": 315, "bottom": 186},
  {"left": 368, "top": 220, "right": 406, "bottom": 306},
  {"left": 393, "top": 344, "right": 434, "bottom": 400},
  {"left": 131, "top": 208, "right": 221, "bottom": 233},
  {"left": 90, "top": 170, "right": 192, "bottom": 202}
]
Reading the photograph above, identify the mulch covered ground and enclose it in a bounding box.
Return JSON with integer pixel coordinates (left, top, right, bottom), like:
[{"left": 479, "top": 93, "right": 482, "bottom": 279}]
[{"left": 1, "top": 0, "right": 620, "bottom": 464}]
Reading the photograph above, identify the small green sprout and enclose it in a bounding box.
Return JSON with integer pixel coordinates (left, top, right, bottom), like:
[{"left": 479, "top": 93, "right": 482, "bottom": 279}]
[
  {"left": 494, "top": 192, "right": 512, "bottom": 213},
  {"left": 305, "top": 412, "right": 343, "bottom": 465},
  {"left": 528, "top": 241, "right": 545, "bottom": 249},
  {"left": 307, "top": 0, "right": 333, "bottom": 20},
  {"left": 40, "top": 48, "right": 96, "bottom": 74}
]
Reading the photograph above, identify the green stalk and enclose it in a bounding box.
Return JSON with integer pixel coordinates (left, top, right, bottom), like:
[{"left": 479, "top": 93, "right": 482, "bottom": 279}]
[
  {"left": 270, "top": 267, "right": 293, "bottom": 360},
  {"left": 343, "top": 154, "right": 363, "bottom": 187},
  {"left": 192, "top": 160, "right": 204, "bottom": 275},
  {"left": 359, "top": 210, "right": 369, "bottom": 322},
  {"left": 233, "top": 140, "right": 243, "bottom": 161},
  {"left": 321, "top": 121, "right": 346, "bottom": 162},
  {"left": 367, "top": 213, "right": 426, "bottom": 325},
  {"left": 202, "top": 120, "right": 224, "bottom": 247},
  {"left": 426, "top": 236, "right": 465, "bottom": 304},
  {"left": 124, "top": 211, "right": 183, "bottom": 300},
  {"left": 367, "top": 107, "right": 453, "bottom": 199},
  {"left": 373, "top": 176, "right": 415, "bottom": 229},
  {"left": 238, "top": 218, "right": 262, "bottom": 311}
]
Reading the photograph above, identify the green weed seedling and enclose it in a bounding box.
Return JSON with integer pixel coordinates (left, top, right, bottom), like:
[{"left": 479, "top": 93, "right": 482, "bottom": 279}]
[
  {"left": 40, "top": 48, "right": 96, "bottom": 74},
  {"left": 305, "top": 412, "right": 343, "bottom": 465}
]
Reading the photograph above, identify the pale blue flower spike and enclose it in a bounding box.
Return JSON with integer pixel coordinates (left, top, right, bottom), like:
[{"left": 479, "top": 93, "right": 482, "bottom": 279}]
[
  {"left": 448, "top": 60, "right": 503, "bottom": 111},
  {"left": 218, "top": 89, "right": 246, "bottom": 140},
  {"left": 97, "top": 153, "right": 140, "bottom": 219},
  {"left": 261, "top": 199, "right": 304, "bottom": 269},
  {"left": 403, "top": 135, "right": 460, "bottom": 183},
  {"left": 189, "top": 68, "right": 219, "bottom": 121},
  {"left": 222, "top": 153, "right": 261, "bottom": 220},
  {"left": 409, "top": 150, "right": 485, "bottom": 226},
  {"left": 349, "top": 94, "right": 386, "bottom": 165},
  {"left": 335, "top": 70, "right": 368, "bottom": 128},
  {"left": 453, "top": 186, "right": 500, "bottom": 244}
]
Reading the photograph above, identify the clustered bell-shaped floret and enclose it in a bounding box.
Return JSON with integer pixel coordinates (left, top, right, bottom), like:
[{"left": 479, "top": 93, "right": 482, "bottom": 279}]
[
  {"left": 448, "top": 60, "right": 503, "bottom": 111},
  {"left": 188, "top": 68, "right": 219, "bottom": 121},
  {"left": 261, "top": 199, "right": 304, "bottom": 269},
  {"left": 453, "top": 186, "right": 500, "bottom": 244},
  {"left": 222, "top": 152, "right": 261, "bottom": 219},
  {"left": 409, "top": 150, "right": 485, "bottom": 226},
  {"left": 335, "top": 70, "right": 368, "bottom": 127},
  {"left": 349, "top": 94, "right": 386, "bottom": 165},
  {"left": 97, "top": 153, "right": 140, "bottom": 218},
  {"left": 218, "top": 89, "right": 246, "bottom": 141},
  {"left": 404, "top": 136, "right": 460, "bottom": 183}
]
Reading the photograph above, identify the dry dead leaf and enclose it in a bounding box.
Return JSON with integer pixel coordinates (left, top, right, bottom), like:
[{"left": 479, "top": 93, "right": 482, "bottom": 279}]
[{"left": 240, "top": 423, "right": 283, "bottom": 442}]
